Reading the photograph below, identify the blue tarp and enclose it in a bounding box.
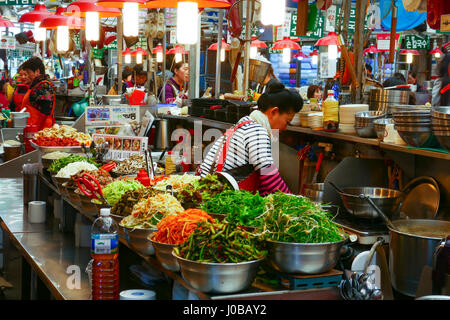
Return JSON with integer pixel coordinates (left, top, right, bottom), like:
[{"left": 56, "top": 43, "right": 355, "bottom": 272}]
[{"left": 380, "top": 0, "right": 427, "bottom": 31}]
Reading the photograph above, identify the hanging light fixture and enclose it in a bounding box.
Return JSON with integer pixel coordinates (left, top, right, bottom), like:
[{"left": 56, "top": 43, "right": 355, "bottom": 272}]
[
  {"left": 430, "top": 47, "right": 443, "bottom": 59},
  {"left": 294, "top": 52, "right": 308, "bottom": 61},
  {"left": 309, "top": 50, "right": 319, "bottom": 65},
  {"left": 363, "top": 44, "right": 382, "bottom": 56},
  {"left": 273, "top": 37, "right": 301, "bottom": 64},
  {"left": 18, "top": 4, "right": 53, "bottom": 42},
  {"left": 40, "top": 7, "right": 85, "bottom": 52},
  {"left": 0, "top": 17, "right": 14, "bottom": 41},
  {"left": 95, "top": 0, "right": 147, "bottom": 38},
  {"left": 208, "top": 39, "right": 230, "bottom": 63},
  {"left": 143, "top": 0, "right": 231, "bottom": 45},
  {"left": 250, "top": 36, "right": 268, "bottom": 58},
  {"left": 315, "top": 32, "right": 339, "bottom": 60},
  {"left": 152, "top": 44, "right": 166, "bottom": 63},
  {"left": 122, "top": 47, "right": 134, "bottom": 64},
  {"left": 168, "top": 45, "right": 188, "bottom": 63},
  {"left": 133, "top": 47, "right": 147, "bottom": 64},
  {"left": 261, "top": 0, "right": 285, "bottom": 26},
  {"left": 399, "top": 49, "right": 420, "bottom": 64}
]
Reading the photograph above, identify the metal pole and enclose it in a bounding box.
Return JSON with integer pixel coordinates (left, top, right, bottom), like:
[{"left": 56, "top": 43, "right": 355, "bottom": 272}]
[
  {"left": 189, "top": 12, "right": 201, "bottom": 99},
  {"left": 243, "top": 0, "right": 252, "bottom": 97},
  {"left": 214, "top": 10, "right": 224, "bottom": 99},
  {"left": 117, "top": 16, "right": 123, "bottom": 95},
  {"left": 162, "top": 9, "right": 167, "bottom": 102}
]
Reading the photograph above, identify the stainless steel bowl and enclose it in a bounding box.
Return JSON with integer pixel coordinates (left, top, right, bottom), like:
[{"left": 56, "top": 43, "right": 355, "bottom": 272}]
[
  {"left": 435, "top": 135, "right": 450, "bottom": 152},
  {"left": 373, "top": 118, "right": 393, "bottom": 140},
  {"left": 355, "top": 125, "right": 377, "bottom": 138},
  {"left": 394, "top": 124, "right": 432, "bottom": 132},
  {"left": 355, "top": 111, "right": 385, "bottom": 120},
  {"left": 266, "top": 238, "right": 347, "bottom": 274},
  {"left": 120, "top": 224, "right": 157, "bottom": 256},
  {"left": 396, "top": 130, "right": 435, "bottom": 148},
  {"left": 148, "top": 235, "right": 180, "bottom": 272},
  {"left": 303, "top": 183, "right": 325, "bottom": 191},
  {"left": 431, "top": 107, "right": 450, "bottom": 120},
  {"left": 338, "top": 187, "right": 403, "bottom": 220},
  {"left": 303, "top": 188, "right": 324, "bottom": 203},
  {"left": 433, "top": 130, "right": 450, "bottom": 136},
  {"left": 390, "top": 105, "right": 430, "bottom": 114},
  {"left": 173, "top": 252, "right": 263, "bottom": 293},
  {"left": 393, "top": 110, "right": 431, "bottom": 117},
  {"left": 432, "top": 117, "right": 450, "bottom": 126},
  {"left": 432, "top": 126, "right": 450, "bottom": 132},
  {"left": 102, "top": 95, "right": 123, "bottom": 105},
  {"left": 393, "top": 116, "right": 431, "bottom": 124}
]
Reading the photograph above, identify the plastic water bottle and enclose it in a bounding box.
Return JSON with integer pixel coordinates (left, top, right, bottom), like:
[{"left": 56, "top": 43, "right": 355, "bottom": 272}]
[{"left": 91, "top": 208, "right": 119, "bottom": 300}]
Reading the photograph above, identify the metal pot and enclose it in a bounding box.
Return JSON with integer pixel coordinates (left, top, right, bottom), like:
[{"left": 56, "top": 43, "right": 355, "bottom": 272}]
[
  {"left": 102, "top": 95, "right": 123, "bottom": 105},
  {"left": 248, "top": 59, "right": 271, "bottom": 85},
  {"left": 388, "top": 219, "right": 450, "bottom": 297}
]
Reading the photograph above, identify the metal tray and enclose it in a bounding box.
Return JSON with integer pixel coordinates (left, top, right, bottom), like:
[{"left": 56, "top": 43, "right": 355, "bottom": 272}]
[
  {"left": 400, "top": 176, "right": 440, "bottom": 220},
  {"left": 30, "top": 140, "right": 84, "bottom": 154}
]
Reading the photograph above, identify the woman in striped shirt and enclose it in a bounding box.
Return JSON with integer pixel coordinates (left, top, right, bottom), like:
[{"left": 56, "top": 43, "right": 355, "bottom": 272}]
[{"left": 200, "top": 80, "right": 303, "bottom": 195}]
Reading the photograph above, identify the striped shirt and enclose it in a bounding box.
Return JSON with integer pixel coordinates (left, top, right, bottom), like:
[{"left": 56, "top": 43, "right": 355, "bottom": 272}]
[{"left": 200, "top": 116, "right": 274, "bottom": 176}]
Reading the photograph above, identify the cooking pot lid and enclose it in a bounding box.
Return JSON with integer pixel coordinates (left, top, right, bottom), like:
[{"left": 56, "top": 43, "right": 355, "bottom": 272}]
[{"left": 400, "top": 176, "right": 440, "bottom": 219}]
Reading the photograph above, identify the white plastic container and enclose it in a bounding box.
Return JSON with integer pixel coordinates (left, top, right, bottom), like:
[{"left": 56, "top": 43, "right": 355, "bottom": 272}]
[{"left": 28, "top": 201, "right": 46, "bottom": 223}]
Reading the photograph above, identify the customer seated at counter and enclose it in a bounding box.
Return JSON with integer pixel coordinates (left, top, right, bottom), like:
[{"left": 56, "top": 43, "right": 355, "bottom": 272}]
[{"left": 199, "top": 80, "right": 303, "bottom": 195}]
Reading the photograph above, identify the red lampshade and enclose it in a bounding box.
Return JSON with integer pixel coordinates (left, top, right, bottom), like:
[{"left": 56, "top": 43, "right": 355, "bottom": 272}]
[
  {"left": 168, "top": 45, "right": 188, "bottom": 54},
  {"left": 315, "top": 32, "right": 338, "bottom": 46},
  {"left": 363, "top": 45, "right": 381, "bottom": 55},
  {"left": 430, "top": 47, "right": 443, "bottom": 55},
  {"left": 133, "top": 46, "right": 147, "bottom": 56},
  {"left": 152, "top": 44, "right": 167, "bottom": 54},
  {"left": 40, "top": 7, "right": 85, "bottom": 29},
  {"left": 208, "top": 40, "right": 230, "bottom": 51},
  {"left": 399, "top": 49, "right": 420, "bottom": 55},
  {"left": 272, "top": 37, "right": 301, "bottom": 50},
  {"left": 64, "top": 0, "right": 121, "bottom": 18},
  {"left": 122, "top": 48, "right": 135, "bottom": 56},
  {"left": 18, "top": 4, "right": 53, "bottom": 23},
  {"left": 0, "top": 17, "right": 15, "bottom": 28},
  {"left": 251, "top": 37, "right": 267, "bottom": 49},
  {"left": 95, "top": 0, "right": 148, "bottom": 9},
  {"left": 294, "top": 52, "right": 308, "bottom": 59},
  {"left": 309, "top": 50, "right": 318, "bottom": 56},
  {"left": 143, "top": 0, "right": 231, "bottom": 9}
]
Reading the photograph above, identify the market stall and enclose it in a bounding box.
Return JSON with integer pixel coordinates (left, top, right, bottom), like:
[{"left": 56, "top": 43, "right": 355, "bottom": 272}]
[{"left": 0, "top": 0, "right": 449, "bottom": 303}]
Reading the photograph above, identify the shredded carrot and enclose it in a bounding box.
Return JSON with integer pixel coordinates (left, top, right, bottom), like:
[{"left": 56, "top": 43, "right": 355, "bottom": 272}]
[{"left": 152, "top": 209, "right": 214, "bottom": 245}]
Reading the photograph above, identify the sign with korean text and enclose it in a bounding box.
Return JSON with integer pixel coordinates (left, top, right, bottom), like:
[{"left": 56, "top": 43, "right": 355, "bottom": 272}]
[
  {"left": 376, "top": 33, "right": 401, "bottom": 51},
  {"left": 402, "top": 35, "right": 430, "bottom": 50},
  {"left": 85, "top": 106, "right": 140, "bottom": 127},
  {"left": 0, "top": 36, "right": 15, "bottom": 50},
  {"left": 441, "top": 14, "right": 450, "bottom": 32},
  {"left": 325, "top": 5, "right": 337, "bottom": 32},
  {"left": 290, "top": 7, "right": 324, "bottom": 39},
  {"left": 92, "top": 134, "right": 148, "bottom": 161},
  {"left": 0, "top": 0, "right": 36, "bottom": 5}
]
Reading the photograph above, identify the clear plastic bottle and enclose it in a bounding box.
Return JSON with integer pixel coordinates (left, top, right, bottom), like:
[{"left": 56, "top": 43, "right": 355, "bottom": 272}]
[
  {"left": 91, "top": 208, "right": 119, "bottom": 300},
  {"left": 322, "top": 90, "right": 339, "bottom": 132}
]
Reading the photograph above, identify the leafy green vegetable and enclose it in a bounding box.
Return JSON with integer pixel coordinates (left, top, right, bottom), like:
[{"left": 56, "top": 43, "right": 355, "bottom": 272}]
[
  {"left": 174, "top": 221, "right": 266, "bottom": 263},
  {"left": 201, "top": 190, "right": 267, "bottom": 227},
  {"left": 48, "top": 155, "right": 100, "bottom": 173},
  {"left": 177, "top": 174, "right": 231, "bottom": 209},
  {"left": 260, "top": 192, "right": 344, "bottom": 243},
  {"left": 102, "top": 180, "right": 144, "bottom": 206}
]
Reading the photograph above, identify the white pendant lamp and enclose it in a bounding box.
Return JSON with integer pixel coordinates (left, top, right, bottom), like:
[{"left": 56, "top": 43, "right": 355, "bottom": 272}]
[
  {"left": 57, "top": 25, "right": 69, "bottom": 52},
  {"left": 261, "top": 0, "right": 285, "bottom": 26},
  {"left": 123, "top": 2, "right": 139, "bottom": 37},
  {"left": 176, "top": 1, "right": 199, "bottom": 45},
  {"left": 85, "top": 11, "right": 100, "bottom": 41}
]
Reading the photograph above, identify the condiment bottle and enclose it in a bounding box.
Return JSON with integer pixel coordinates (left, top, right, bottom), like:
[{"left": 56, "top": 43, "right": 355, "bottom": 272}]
[
  {"left": 165, "top": 151, "right": 176, "bottom": 175},
  {"left": 322, "top": 90, "right": 339, "bottom": 132}
]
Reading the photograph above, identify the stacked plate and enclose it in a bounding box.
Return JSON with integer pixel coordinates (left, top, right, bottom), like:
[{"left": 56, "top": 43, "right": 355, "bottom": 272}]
[
  {"left": 299, "top": 111, "right": 323, "bottom": 129},
  {"left": 354, "top": 111, "right": 385, "bottom": 138},
  {"left": 393, "top": 110, "right": 439, "bottom": 148},
  {"left": 431, "top": 107, "right": 450, "bottom": 152},
  {"left": 339, "top": 104, "right": 369, "bottom": 135}
]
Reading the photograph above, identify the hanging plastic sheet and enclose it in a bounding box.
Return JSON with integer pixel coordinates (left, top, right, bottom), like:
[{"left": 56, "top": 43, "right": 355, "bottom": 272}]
[{"left": 380, "top": 0, "right": 427, "bottom": 31}]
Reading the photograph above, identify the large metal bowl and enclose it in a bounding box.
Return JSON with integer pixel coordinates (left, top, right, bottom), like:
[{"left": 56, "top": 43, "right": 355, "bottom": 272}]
[
  {"left": 339, "top": 187, "right": 403, "bottom": 220},
  {"left": 355, "top": 125, "right": 377, "bottom": 138},
  {"left": 148, "top": 235, "right": 180, "bottom": 272},
  {"left": 431, "top": 107, "right": 450, "bottom": 120},
  {"left": 266, "top": 237, "right": 347, "bottom": 274},
  {"left": 432, "top": 117, "right": 450, "bottom": 126},
  {"left": 435, "top": 134, "right": 450, "bottom": 152},
  {"left": 172, "top": 252, "right": 263, "bottom": 293},
  {"left": 373, "top": 118, "right": 393, "bottom": 140},
  {"left": 120, "top": 223, "right": 157, "bottom": 256},
  {"left": 396, "top": 130, "right": 437, "bottom": 148}
]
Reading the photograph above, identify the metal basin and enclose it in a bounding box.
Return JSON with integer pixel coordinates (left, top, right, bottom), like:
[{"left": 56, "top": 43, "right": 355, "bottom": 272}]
[
  {"left": 435, "top": 135, "right": 450, "bottom": 152},
  {"left": 373, "top": 118, "right": 393, "bottom": 140},
  {"left": 148, "top": 235, "right": 180, "bottom": 272},
  {"left": 431, "top": 107, "right": 450, "bottom": 120},
  {"left": 266, "top": 238, "right": 347, "bottom": 274},
  {"left": 339, "top": 187, "right": 403, "bottom": 220},
  {"left": 432, "top": 117, "right": 450, "bottom": 126},
  {"left": 388, "top": 219, "right": 450, "bottom": 297},
  {"left": 355, "top": 125, "right": 377, "bottom": 138},
  {"left": 396, "top": 130, "right": 437, "bottom": 148},
  {"left": 102, "top": 95, "right": 123, "bottom": 105},
  {"left": 173, "top": 252, "right": 263, "bottom": 293},
  {"left": 120, "top": 224, "right": 157, "bottom": 256}
]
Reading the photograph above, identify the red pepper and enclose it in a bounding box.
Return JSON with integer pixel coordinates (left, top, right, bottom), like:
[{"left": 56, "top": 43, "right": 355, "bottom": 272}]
[{"left": 100, "top": 162, "right": 116, "bottom": 171}]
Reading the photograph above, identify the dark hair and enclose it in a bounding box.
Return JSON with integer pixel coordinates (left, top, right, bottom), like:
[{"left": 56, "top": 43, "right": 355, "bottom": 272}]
[
  {"left": 21, "top": 56, "right": 45, "bottom": 76},
  {"left": 172, "top": 61, "right": 187, "bottom": 73},
  {"left": 257, "top": 80, "right": 303, "bottom": 113},
  {"left": 440, "top": 53, "right": 450, "bottom": 106},
  {"left": 409, "top": 71, "right": 417, "bottom": 79},
  {"left": 307, "top": 85, "right": 321, "bottom": 99},
  {"left": 382, "top": 76, "right": 408, "bottom": 89},
  {"left": 123, "top": 67, "right": 133, "bottom": 79},
  {"left": 0, "top": 79, "right": 7, "bottom": 93},
  {"left": 133, "top": 65, "right": 147, "bottom": 77},
  {"left": 365, "top": 64, "right": 372, "bottom": 73},
  {"left": 393, "top": 72, "right": 406, "bottom": 83}
]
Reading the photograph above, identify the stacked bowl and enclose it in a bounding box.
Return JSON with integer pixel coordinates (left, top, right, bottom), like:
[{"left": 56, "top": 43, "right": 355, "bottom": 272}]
[
  {"left": 354, "top": 111, "right": 385, "bottom": 138},
  {"left": 431, "top": 107, "right": 450, "bottom": 152},
  {"left": 373, "top": 118, "right": 394, "bottom": 141},
  {"left": 393, "top": 110, "right": 439, "bottom": 148},
  {"left": 339, "top": 104, "right": 369, "bottom": 135}
]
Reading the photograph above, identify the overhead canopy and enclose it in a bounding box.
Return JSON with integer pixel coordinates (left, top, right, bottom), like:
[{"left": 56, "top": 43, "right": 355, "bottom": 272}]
[{"left": 380, "top": 0, "right": 427, "bottom": 31}]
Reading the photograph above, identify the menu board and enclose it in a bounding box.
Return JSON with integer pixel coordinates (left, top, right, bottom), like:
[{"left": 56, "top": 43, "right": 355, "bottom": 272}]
[
  {"left": 92, "top": 134, "right": 148, "bottom": 161},
  {"left": 85, "top": 106, "right": 140, "bottom": 127}
]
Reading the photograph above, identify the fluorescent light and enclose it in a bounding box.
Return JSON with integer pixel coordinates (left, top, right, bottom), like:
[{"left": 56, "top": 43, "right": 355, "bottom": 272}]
[
  {"left": 85, "top": 11, "right": 99, "bottom": 41},
  {"left": 250, "top": 46, "right": 257, "bottom": 58},
  {"left": 406, "top": 52, "right": 413, "bottom": 64},
  {"left": 156, "top": 51, "right": 163, "bottom": 63},
  {"left": 124, "top": 53, "right": 131, "bottom": 64},
  {"left": 282, "top": 47, "right": 290, "bottom": 63},
  {"left": 328, "top": 44, "right": 337, "bottom": 60},
  {"left": 123, "top": 2, "right": 139, "bottom": 37},
  {"left": 57, "top": 26, "right": 69, "bottom": 52},
  {"left": 177, "top": 1, "right": 198, "bottom": 45},
  {"left": 312, "top": 55, "right": 318, "bottom": 65},
  {"left": 175, "top": 52, "right": 182, "bottom": 63},
  {"left": 434, "top": 52, "right": 441, "bottom": 59},
  {"left": 136, "top": 52, "right": 142, "bottom": 64},
  {"left": 261, "top": 0, "right": 285, "bottom": 26},
  {"left": 220, "top": 48, "right": 225, "bottom": 62},
  {"left": 34, "top": 21, "right": 46, "bottom": 42}
]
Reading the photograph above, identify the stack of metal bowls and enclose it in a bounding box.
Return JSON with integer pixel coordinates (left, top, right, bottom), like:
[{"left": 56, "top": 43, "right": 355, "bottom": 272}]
[
  {"left": 431, "top": 107, "right": 450, "bottom": 152},
  {"left": 369, "top": 89, "right": 410, "bottom": 113},
  {"left": 354, "top": 111, "right": 385, "bottom": 138},
  {"left": 393, "top": 110, "right": 439, "bottom": 147},
  {"left": 373, "top": 118, "right": 394, "bottom": 141},
  {"left": 390, "top": 104, "right": 431, "bottom": 115}
]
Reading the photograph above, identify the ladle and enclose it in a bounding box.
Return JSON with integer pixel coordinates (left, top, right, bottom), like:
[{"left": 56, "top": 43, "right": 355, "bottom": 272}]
[{"left": 359, "top": 194, "right": 397, "bottom": 230}]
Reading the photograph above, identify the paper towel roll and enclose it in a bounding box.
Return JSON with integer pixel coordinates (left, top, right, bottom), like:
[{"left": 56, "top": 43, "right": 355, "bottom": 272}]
[
  {"left": 28, "top": 201, "right": 46, "bottom": 224},
  {"left": 120, "top": 290, "right": 156, "bottom": 300}
]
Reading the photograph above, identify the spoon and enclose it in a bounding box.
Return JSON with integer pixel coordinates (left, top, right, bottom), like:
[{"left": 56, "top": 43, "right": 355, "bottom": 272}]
[
  {"left": 359, "top": 194, "right": 396, "bottom": 230},
  {"left": 328, "top": 181, "right": 345, "bottom": 194}
]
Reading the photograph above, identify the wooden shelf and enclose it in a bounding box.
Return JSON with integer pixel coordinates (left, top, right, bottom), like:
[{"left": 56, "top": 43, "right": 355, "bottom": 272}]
[
  {"left": 380, "top": 142, "right": 450, "bottom": 161},
  {"left": 287, "top": 126, "right": 380, "bottom": 146}
]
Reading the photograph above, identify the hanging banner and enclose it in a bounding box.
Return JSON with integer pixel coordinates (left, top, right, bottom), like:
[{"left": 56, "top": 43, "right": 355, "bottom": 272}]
[
  {"left": 402, "top": 35, "right": 430, "bottom": 50},
  {"left": 376, "top": 33, "right": 401, "bottom": 52},
  {"left": 319, "top": 52, "right": 336, "bottom": 78},
  {"left": 325, "top": 5, "right": 337, "bottom": 32},
  {"left": 92, "top": 134, "right": 148, "bottom": 161}
]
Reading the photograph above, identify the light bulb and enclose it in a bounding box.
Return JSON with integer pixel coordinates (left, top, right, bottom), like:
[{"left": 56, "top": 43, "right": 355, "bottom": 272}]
[
  {"left": 328, "top": 44, "right": 337, "bottom": 60},
  {"left": 136, "top": 52, "right": 142, "bottom": 64},
  {"left": 297, "top": 56, "right": 303, "bottom": 61},
  {"left": 124, "top": 53, "right": 131, "bottom": 64},
  {"left": 282, "top": 47, "right": 291, "bottom": 63},
  {"left": 34, "top": 21, "right": 46, "bottom": 42},
  {"left": 156, "top": 51, "right": 163, "bottom": 63},
  {"left": 123, "top": 2, "right": 139, "bottom": 37},
  {"left": 85, "top": 11, "right": 99, "bottom": 41},
  {"left": 175, "top": 52, "right": 182, "bottom": 63},
  {"left": 261, "top": 0, "right": 286, "bottom": 26},
  {"left": 57, "top": 25, "right": 69, "bottom": 52},
  {"left": 435, "top": 52, "right": 441, "bottom": 59},
  {"left": 312, "top": 55, "right": 318, "bottom": 65},
  {"left": 220, "top": 48, "right": 225, "bottom": 62},
  {"left": 79, "top": 59, "right": 85, "bottom": 64},
  {"left": 177, "top": 1, "right": 199, "bottom": 45},
  {"left": 250, "top": 46, "right": 258, "bottom": 58},
  {"left": 406, "top": 52, "right": 413, "bottom": 64}
]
